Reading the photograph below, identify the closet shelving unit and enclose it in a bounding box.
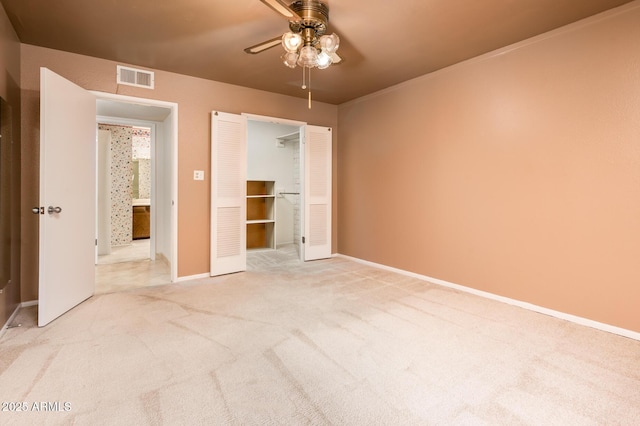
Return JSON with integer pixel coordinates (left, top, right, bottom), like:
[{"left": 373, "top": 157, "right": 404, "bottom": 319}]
[{"left": 246, "top": 180, "right": 276, "bottom": 249}]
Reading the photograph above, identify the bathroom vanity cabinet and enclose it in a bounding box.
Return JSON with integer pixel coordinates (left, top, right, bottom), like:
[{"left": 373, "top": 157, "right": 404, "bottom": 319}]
[{"left": 132, "top": 200, "right": 150, "bottom": 240}]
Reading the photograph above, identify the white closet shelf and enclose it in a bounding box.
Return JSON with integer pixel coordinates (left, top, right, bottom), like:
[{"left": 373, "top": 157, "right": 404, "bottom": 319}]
[
  {"left": 247, "top": 219, "right": 275, "bottom": 225},
  {"left": 247, "top": 194, "right": 276, "bottom": 198},
  {"left": 276, "top": 132, "right": 299, "bottom": 142}
]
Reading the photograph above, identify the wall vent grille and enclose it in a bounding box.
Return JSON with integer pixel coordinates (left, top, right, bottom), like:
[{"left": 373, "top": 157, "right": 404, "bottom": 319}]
[{"left": 116, "top": 65, "right": 154, "bottom": 89}]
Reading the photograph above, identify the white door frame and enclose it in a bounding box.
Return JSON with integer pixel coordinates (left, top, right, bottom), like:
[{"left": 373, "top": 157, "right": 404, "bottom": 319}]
[{"left": 92, "top": 91, "right": 179, "bottom": 282}]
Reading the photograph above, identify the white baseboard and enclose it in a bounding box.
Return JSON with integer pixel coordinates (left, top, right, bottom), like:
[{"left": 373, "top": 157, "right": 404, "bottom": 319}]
[
  {"left": 0, "top": 304, "right": 21, "bottom": 339},
  {"left": 174, "top": 272, "right": 211, "bottom": 283},
  {"left": 0, "top": 301, "right": 39, "bottom": 339},
  {"left": 337, "top": 254, "right": 640, "bottom": 341}
]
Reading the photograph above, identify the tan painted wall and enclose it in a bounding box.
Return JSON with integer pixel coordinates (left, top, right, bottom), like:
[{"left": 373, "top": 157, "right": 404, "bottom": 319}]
[
  {"left": 338, "top": 3, "right": 640, "bottom": 332},
  {"left": 0, "top": 3, "right": 21, "bottom": 327},
  {"left": 20, "top": 44, "right": 338, "bottom": 301}
]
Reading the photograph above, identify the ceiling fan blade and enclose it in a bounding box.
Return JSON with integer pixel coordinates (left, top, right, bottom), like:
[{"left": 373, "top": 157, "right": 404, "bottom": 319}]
[
  {"left": 244, "top": 36, "right": 282, "bottom": 54},
  {"left": 260, "top": 0, "right": 302, "bottom": 21}
]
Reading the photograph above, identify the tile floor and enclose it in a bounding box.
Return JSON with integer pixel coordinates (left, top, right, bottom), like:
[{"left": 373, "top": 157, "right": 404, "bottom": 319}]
[
  {"left": 97, "top": 239, "right": 151, "bottom": 264},
  {"left": 95, "top": 239, "right": 170, "bottom": 294},
  {"left": 95, "top": 243, "right": 301, "bottom": 294}
]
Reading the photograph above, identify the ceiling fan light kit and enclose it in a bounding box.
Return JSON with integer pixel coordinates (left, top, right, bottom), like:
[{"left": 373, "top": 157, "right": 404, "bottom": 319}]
[
  {"left": 250, "top": 0, "right": 343, "bottom": 108},
  {"left": 276, "top": 0, "right": 340, "bottom": 70},
  {"left": 281, "top": 51, "right": 299, "bottom": 68},
  {"left": 282, "top": 31, "right": 339, "bottom": 69},
  {"left": 282, "top": 32, "right": 303, "bottom": 53},
  {"left": 319, "top": 32, "right": 339, "bottom": 53}
]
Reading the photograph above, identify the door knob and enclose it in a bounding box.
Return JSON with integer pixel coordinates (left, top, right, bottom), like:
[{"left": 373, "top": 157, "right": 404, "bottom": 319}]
[
  {"left": 32, "top": 207, "right": 44, "bottom": 215},
  {"left": 47, "top": 206, "right": 62, "bottom": 214}
]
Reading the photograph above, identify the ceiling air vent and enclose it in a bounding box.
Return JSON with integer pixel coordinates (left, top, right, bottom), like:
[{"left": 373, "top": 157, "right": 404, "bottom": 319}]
[{"left": 116, "top": 65, "right": 154, "bottom": 89}]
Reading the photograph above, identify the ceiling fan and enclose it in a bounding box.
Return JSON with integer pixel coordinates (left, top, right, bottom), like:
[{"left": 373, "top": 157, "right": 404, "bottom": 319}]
[{"left": 245, "top": 0, "right": 342, "bottom": 70}]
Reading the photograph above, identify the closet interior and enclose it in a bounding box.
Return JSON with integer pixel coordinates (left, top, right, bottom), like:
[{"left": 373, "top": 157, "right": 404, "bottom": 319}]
[{"left": 246, "top": 120, "right": 301, "bottom": 257}]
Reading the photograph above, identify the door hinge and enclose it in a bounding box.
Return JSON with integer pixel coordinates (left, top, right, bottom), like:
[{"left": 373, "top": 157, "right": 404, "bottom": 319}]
[
  {"left": 302, "top": 236, "right": 305, "bottom": 244},
  {"left": 95, "top": 239, "right": 97, "bottom": 246}
]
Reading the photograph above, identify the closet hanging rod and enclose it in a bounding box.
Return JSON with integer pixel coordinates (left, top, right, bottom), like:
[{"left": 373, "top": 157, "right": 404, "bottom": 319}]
[{"left": 279, "top": 192, "right": 300, "bottom": 195}]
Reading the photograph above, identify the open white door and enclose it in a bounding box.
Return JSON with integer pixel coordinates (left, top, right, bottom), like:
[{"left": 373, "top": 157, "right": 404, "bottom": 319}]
[
  {"left": 38, "top": 68, "right": 96, "bottom": 326},
  {"left": 304, "top": 125, "right": 332, "bottom": 261},
  {"left": 210, "top": 111, "right": 247, "bottom": 276}
]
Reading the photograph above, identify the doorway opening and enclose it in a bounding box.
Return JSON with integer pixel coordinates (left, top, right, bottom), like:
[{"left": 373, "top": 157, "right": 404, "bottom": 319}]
[
  {"left": 97, "top": 123, "right": 153, "bottom": 263},
  {"left": 246, "top": 118, "right": 303, "bottom": 266},
  {"left": 94, "top": 95, "right": 177, "bottom": 293}
]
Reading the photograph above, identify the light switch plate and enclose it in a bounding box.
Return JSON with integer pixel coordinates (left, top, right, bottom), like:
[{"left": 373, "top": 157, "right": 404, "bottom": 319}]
[{"left": 194, "top": 170, "right": 205, "bottom": 180}]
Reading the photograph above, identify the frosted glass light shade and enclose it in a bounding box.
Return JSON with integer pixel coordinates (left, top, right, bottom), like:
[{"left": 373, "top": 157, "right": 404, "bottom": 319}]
[
  {"left": 282, "top": 32, "right": 303, "bottom": 53},
  {"left": 297, "top": 45, "right": 318, "bottom": 67},
  {"left": 319, "top": 33, "right": 340, "bottom": 53},
  {"left": 281, "top": 52, "right": 298, "bottom": 68},
  {"left": 316, "top": 51, "right": 332, "bottom": 69}
]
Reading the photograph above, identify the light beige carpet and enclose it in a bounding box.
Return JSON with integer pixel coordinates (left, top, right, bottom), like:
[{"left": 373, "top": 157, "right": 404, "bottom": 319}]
[{"left": 1, "top": 254, "right": 639, "bottom": 425}]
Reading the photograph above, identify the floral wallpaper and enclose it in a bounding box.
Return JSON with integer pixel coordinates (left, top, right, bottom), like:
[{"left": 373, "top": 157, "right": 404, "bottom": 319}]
[{"left": 132, "top": 127, "right": 151, "bottom": 159}]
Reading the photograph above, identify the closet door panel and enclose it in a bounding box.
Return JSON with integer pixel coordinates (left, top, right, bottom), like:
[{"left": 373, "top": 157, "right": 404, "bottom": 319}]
[
  {"left": 304, "top": 125, "right": 332, "bottom": 260},
  {"left": 211, "top": 111, "right": 247, "bottom": 275}
]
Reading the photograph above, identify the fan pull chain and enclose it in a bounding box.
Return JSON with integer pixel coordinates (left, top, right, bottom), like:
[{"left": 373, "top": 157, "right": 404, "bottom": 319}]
[
  {"left": 301, "top": 66, "right": 312, "bottom": 109},
  {"left": 302, "top": 66, "right": 306, "bottom": 89},
  {"left": 308, "top": 67, "right": 312, "bottom": 109}
]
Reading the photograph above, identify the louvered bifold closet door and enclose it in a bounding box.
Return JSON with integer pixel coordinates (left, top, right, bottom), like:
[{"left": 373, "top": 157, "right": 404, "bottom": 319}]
[
  {"left": 210, "top": 112, "right": 247, "bottom": 276},
  {"left": 304, "top": 125, "right": 332, "bottom": 261}
]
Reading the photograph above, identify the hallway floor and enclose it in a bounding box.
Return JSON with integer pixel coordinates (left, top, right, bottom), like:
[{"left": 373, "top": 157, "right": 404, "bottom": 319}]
[
  {"left": 97, "top": 239, "right": 151, "bottom": 264},
  {"left": 95, "top": 239, "right": 170, "bottom": 294},
  {"left": 95, "top": 244, "right": 300, "bottom": 295}
]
